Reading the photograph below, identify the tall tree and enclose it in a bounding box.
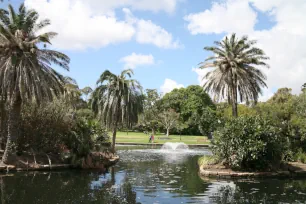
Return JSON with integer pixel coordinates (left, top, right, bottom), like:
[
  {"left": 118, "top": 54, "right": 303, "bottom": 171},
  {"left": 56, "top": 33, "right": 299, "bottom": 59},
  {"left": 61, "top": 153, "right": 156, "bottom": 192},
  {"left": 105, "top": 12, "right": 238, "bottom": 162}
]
[
  {"left": 139, "top": 89, "right": 161, "bottom": 134},
  {"left": 81, "top": 87, "right": 93, "bottom": 102},
  {"left": 158, "top": 109, "right": 179, "bottom": 137},
  {"left": 91, "top": 69, "right": 143, "bottom": 152},
  {"left": 0, "top": 4, "right": 70, "bottom": 164},
  {"left": 161, "top": 85, "right": 214, "bottom": 135},
  {"left": 200, "top": 34, "right": 269, "bottom": 117}
]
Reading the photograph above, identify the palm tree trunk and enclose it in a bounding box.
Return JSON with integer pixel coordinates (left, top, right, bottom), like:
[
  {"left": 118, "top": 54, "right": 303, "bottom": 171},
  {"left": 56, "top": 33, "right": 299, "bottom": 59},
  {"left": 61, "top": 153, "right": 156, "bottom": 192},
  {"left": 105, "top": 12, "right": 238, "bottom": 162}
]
[
  {"left": 231, "top": 92, "right": 238, "bottom": 117},
  {"left": 1, "top": 98, "right": 21, "bottom": 164},
  {"left": 230, "top": 71, "right": 238, "bottom": 117},
  {"left": 0, "top": 99, "right": 7, "bottom": 150},
  {"left": 111, "top": 99, "right": 121, "bottom": 153},
  {"left": 112, "top": 123, "right": 117, "bottom": 153}
]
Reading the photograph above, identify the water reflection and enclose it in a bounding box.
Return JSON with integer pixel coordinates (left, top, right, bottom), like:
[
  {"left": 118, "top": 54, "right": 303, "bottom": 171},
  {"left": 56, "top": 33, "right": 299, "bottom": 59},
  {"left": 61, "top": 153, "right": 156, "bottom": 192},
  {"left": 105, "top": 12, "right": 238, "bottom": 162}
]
[
  {"left": 0, "top": 170, "right": 139, "bottom": 204},
  {"left": 208, "top": 179, "right": 306, "bottom": 204},
  {"left": 0, "top": 146, "right": 306, "bottom": 203}
]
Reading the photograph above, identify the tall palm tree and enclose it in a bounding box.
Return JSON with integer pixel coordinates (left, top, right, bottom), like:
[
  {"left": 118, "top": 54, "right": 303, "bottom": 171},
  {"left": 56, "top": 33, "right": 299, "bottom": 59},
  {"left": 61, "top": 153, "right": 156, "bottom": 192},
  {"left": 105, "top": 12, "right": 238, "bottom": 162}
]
[
  {"left": 0, "top": 4, "right": 70, "bottom": 164},
  {"left": 91, "top": 69, "right": 143, "bottom": 152},
  {"left": 200, "top": 34, "right": 269, "bottom": 117},
  {"left": 81, "top": 86, "right": 93, "bottom": 102}
]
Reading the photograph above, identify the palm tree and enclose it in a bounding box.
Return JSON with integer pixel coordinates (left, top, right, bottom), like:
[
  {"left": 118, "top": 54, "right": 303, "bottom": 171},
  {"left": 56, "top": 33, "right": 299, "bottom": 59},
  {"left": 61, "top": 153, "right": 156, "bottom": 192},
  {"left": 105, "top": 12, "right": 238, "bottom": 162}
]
[
  {"left": 200, "top": 33, "right": 269, "bottom": 117},
  {"left": 0, "top": 4, "right": 70, "bottom": 164},
  {"left": 81, "top": 87, "right": 93, "bottom": 102},
  {"left": 91, "top": 69, "right": 143, "bottom": 152}
]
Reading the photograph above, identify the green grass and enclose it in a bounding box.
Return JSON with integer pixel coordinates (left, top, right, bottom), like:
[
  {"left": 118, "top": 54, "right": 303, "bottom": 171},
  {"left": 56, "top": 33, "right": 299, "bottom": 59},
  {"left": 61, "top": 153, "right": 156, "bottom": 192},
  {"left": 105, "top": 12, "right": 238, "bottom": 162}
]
[{"left": 113, "top": 131, "right": 210, "bottom": 145}]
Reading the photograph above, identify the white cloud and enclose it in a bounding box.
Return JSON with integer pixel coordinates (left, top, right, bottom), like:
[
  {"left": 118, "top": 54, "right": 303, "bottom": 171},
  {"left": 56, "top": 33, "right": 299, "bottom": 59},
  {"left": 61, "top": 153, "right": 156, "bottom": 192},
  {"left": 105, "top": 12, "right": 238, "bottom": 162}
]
[
  {"left": 136, "top": 19, "right": 181, "bottom": 49},
  {"left": 186, "top": 0, "right": 306, "bottom": 101},
  {"left": 184, "top": 0, "right": 257, "bottom": 35},
  {"left": 192, "top": 67, "right": 210, "bottom": 86},
  {"left": 120, "top": 53, "right": 155, "bottom": 69},
  {"left": 25, "top": 0, "right": 135, "bottom": 50},
  {"left": 68, "top": 0, "right": 180, "bottom": 15},
  {"left": 160, "top": 79, "right": 184, "bottom": 94},
  {"left": 24, "top": 0, "right": 181, "bottom": 50},
  {"left": 124, "top": 8, "right": 181, "bottom": 49}
]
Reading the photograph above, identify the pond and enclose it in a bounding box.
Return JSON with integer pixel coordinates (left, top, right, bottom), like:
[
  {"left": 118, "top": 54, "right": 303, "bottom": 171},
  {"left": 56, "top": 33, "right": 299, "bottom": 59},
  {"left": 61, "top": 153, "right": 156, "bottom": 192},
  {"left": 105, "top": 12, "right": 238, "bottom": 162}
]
[{"left": 1, "top": 145, "right": 306, "bottom": 203}]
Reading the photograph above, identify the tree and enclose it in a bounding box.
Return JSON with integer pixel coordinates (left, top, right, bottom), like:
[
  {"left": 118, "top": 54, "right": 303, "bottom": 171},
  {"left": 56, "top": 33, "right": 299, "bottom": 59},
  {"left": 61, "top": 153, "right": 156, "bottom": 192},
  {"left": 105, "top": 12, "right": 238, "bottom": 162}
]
[
  {"left": 302, "top": 83, "right": 306, "bottom": 92},
  {"left": 139, "top": 89, "right": 161, "bottom": 134},
  {"left": 81, "top": 87, "right": 93, "bottom": 102},
  {"left": 161, "top": 85, "right": 214, "bottom": 135},
  {"left": 158, "top": 109, "right": 179, "bottom": 137},
  {"left": 268, "top": 88, "right": 293, "bottom": 104},
  {"left": 0, "top": 4, "right": 70, "bottom": 164},
  {"left": 91, "top": 69, "right": 143, "bottom": 152},
  {"left": 200, "top": 33, "right": 269, "bottom": 117}
]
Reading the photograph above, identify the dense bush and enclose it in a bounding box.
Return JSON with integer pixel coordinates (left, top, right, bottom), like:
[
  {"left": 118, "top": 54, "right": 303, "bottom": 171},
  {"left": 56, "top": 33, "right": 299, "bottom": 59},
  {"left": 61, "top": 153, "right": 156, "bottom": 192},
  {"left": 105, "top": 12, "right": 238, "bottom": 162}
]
[
  {"left": 294, "top": 149, "right": 306, "bottom": 164},
  {"left": 198, "top": 107, "right": 224, "bottom": 137},
  {"left": 64, "top": 118, "right": 109, "bottom": 157},
  {"left": 19, "top": 101, "right": 72, "bottom": 153},
  {"left": 18, "top": 100, "right": 109, "bottom": 157},
  {"left": 212, "top": 116, "right": 288, "bottom": 170}
]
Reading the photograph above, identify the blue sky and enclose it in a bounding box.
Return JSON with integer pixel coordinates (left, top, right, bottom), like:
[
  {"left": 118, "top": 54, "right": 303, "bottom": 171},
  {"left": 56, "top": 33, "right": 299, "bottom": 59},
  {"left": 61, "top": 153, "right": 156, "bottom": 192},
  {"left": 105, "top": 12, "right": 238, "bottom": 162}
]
[{"left": 2, "top": 0, "right": 306, "bottom": 100}]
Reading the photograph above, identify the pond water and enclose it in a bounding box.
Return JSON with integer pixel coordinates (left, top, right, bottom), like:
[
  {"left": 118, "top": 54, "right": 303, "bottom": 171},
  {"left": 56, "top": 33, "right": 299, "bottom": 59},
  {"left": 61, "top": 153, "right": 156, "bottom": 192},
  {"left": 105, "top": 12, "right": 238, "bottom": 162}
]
[{"left": 1, "top": 145, "right": 306, "bottom": 203}]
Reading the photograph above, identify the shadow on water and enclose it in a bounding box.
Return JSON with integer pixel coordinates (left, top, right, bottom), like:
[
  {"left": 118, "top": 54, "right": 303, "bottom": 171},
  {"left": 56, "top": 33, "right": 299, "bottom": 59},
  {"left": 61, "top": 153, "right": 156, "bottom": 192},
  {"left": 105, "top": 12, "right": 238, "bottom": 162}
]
[{"left": 0, "top": 145, "right": 306, "bottom": 203}]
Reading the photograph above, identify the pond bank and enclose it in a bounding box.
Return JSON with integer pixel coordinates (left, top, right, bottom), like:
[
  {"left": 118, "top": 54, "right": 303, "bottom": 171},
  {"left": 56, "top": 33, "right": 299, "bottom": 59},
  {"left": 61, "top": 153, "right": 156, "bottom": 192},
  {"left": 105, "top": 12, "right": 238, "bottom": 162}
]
[
  {"left": 116, "top": 142, "right": 211, "bottom": 148},
  {"left": 199, "top": 162, "right": 306, "bottom": 178},
  {"left": 0, "top": 152, "right": 119, "bottom": 172}
]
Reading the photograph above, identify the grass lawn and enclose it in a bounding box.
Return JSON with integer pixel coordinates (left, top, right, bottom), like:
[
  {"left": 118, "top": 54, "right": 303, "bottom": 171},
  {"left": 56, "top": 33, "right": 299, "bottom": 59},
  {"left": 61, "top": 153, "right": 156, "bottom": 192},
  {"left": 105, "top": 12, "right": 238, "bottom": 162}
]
[{"left": 113, "top": 131, "right": 210, "bottom": 145}]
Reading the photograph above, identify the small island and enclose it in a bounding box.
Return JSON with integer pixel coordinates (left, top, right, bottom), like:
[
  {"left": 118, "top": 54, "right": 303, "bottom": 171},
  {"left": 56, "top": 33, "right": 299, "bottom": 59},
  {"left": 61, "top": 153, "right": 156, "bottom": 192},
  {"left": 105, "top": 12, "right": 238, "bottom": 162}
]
[{"left": 198, "top": 115, "right": 306, "bottom": 178}]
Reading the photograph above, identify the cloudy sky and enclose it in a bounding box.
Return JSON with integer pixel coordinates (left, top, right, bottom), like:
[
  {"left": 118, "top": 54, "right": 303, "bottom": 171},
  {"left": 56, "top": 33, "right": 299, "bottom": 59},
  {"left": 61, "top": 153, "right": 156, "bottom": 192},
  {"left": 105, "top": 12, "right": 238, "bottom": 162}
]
[{"left": 2, "top": 0, "right": 306, "bottom": 100}]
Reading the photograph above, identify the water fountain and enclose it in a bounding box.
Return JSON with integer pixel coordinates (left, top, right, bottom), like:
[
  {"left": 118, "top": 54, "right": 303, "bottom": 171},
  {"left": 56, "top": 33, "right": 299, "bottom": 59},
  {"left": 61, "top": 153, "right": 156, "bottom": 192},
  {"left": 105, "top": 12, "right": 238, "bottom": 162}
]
[{"left": 161, "top": 142, "right": 189, "bottom": 150}]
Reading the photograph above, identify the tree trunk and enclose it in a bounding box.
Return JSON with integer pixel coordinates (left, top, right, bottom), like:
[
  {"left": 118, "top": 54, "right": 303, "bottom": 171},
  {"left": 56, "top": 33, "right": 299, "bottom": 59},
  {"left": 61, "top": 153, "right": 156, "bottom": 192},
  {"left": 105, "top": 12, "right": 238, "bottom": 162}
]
[
  {"left": 152, "top": 128, "right": 155, "bottom": 135},
  {"left": 230, "top": 70, "right": 238, "bottom": 117},
  {"left": 166, "top": 128, "right": 170, "bottom": 137},
  {"left": 231, "top": 96, "right": 238, "bottom": 117},
  {"left": 111, "top": 123, "right": 117, "bottom": 153},
  {"left": 1, "top": 98, "right": 21, "bottom": 164},
  {"left": 0, "top": 99, "right": 7, "bottom": 150},
  {"left": 111, "top": 98, "right": 121, "bottom": 153}
]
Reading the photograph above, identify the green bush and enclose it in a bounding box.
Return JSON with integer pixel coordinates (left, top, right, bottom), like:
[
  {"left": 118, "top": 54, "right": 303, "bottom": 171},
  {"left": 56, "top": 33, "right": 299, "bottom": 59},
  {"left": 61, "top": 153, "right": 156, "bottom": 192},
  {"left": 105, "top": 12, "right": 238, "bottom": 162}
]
[
  {"left": 198, "top": 155, "right": 218, "bottom": 166},
  {"left": 65, "top": 118, "right": 109, "bottom": 157},
  {"left": 18, "top": 101, "right": 109, "bottom": 158},
  {"left": 294, "top": 149, "right": 306, "bottom": 164},
  {"left": 212, "top": 116, "right": 287, "bottom": 170}
]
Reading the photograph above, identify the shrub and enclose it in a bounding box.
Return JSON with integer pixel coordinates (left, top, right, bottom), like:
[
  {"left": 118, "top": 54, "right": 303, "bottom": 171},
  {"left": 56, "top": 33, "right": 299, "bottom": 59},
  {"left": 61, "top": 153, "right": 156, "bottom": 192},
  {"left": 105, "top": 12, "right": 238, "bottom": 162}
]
[
  {"left": 18, "top": 101, "right": 109, "bottom": 158},
  {"left": 212, "top": 116, "right": 287, "bottom": 170},
  {"left": 294, "top": 149, "right": 306, "bottom": 164},
  {"left": 64, "top": 118, "right": 109, "bottom": 157},
  {"left": 198, "top": 155, "right": 218, "bottom": 166}
]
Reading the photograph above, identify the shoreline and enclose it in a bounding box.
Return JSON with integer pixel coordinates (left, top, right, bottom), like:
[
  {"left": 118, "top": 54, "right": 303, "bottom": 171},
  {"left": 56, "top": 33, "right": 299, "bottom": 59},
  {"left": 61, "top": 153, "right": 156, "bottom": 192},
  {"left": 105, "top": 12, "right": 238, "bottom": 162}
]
[
  {"left": 0, "top": 153, "right": 120, "bottom": 173},
  {"left": 116, "top": 142, "right": 211, "bottom": 148},
  {"left": 199, "top": 162, "right": 306, "bottom": 178}
]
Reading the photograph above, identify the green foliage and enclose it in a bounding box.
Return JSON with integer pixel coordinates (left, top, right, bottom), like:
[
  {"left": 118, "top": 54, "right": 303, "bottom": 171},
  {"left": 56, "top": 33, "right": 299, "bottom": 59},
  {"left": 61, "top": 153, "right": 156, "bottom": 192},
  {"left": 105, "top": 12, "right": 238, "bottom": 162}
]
[
  {"left": 158, "top": 109, "right": 180, "bottom": 136},
  {"left": 161, "top": 85, "right": 214, "bottom": 135},
  {"left": 198, "top": 107, "right": 223, "bottom": 136},
  {"left": 200, "top": 33, "right": 269, "bottom": 117},
  {"left": 19, "top": 100, "right": 72, "bottom": 153},
  {"left": 18, "top": 100, "right": 109, "bottom": 158},
  {"left": 294, "top": 149, "right": 306, "bottom": 164},
  {"left": 91, "top": 69, "right": 143, "bottom": 151},
  {"left": 138, "top": 89, "right": 161, "bottom": 133},
  {"left": 212, "top": 116, "right": 287, "bottom": 170},
  {"left": 198, "top": 155, "right": 218, "bottom": 166},
  {"left": 65, "top": 118, "right": 109, "bottom": 157}
]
